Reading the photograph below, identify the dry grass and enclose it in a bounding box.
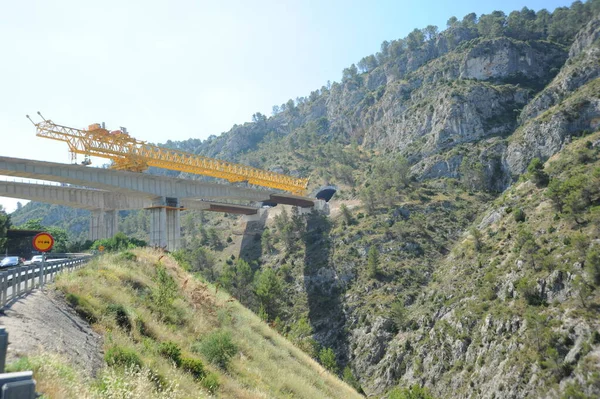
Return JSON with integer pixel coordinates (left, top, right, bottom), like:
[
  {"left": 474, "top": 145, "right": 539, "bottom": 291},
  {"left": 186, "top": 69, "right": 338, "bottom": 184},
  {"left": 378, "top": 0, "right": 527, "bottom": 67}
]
[
  {"left": 7, "top": 353, "right": 183, "bottom": 399},
  {"left": 23, "top": 248, "right": 362, "bottom": 398}
]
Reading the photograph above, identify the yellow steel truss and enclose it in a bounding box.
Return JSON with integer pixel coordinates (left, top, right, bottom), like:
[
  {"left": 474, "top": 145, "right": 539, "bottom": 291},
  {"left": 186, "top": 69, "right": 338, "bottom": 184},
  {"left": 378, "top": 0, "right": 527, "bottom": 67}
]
[{"left": 29, "top": 115, "right": 309, "bottom": 195}]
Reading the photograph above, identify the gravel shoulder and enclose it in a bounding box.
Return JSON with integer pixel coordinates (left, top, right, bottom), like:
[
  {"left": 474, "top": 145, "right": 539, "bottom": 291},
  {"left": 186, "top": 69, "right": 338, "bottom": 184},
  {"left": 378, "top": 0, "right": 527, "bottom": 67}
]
[{"left": 0, "top": 288, "right": 104, "bottom": 377}]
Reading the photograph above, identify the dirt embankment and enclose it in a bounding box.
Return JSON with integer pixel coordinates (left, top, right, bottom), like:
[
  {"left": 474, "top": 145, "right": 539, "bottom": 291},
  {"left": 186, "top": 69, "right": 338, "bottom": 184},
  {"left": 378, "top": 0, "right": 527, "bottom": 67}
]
[{"left": 0, "top": 289, "right": 103, "bottom": 376}]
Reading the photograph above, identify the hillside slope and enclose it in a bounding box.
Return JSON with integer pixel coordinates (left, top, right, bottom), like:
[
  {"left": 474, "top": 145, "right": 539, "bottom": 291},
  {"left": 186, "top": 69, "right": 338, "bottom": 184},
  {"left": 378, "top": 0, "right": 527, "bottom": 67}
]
[
  {"left": 361, "top": 132, "right": 600, "bottom": 397},
  {"left": 7, "top": 249, "right": 360, "bottom": 398},
  {"left": 241, "top": 132, "right": 600, "bottom": 399}
]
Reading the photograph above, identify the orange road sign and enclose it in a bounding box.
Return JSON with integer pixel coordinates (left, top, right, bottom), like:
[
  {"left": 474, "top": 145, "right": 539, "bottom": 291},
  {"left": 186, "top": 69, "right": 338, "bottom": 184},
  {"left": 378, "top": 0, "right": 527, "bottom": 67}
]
[
  {"left": 98, "top": 245, "right": 105, "bottom": 252},
  {"left": 32, "top": 232, "right": 54, "bottom": 252}
]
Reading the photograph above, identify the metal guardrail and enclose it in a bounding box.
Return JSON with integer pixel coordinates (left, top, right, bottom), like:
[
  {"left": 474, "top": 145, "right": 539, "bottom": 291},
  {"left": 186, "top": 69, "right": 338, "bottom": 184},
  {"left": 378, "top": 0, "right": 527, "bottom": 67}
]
[
  {"left": 0, "top": 256, "right": 93, "bottom": 398},
  {"left": 0, "top": 327, "right": 36, "bottom": 398},
  {"left": 0, "top": 256, "right": 92, "bottom": 309}
]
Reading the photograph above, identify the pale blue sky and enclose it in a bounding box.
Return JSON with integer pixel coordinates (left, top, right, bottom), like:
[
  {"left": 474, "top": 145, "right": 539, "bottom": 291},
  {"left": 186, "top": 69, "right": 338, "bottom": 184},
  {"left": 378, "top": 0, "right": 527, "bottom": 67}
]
[{"left": 0, "top": 0, "right": 573, "bottom": 212}]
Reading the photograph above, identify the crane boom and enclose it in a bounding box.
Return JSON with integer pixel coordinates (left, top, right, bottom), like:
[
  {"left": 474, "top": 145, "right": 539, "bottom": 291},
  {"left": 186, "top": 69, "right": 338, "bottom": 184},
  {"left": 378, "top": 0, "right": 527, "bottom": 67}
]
[{"left": 29, "top": 115, "right": 309, "bottom": 195}]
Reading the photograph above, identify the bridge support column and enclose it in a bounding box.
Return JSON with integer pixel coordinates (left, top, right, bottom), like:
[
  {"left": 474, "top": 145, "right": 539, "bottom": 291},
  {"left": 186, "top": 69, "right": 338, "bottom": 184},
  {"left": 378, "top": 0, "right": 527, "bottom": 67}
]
[
  {"left": 104, "top": 210, "right": 118, "bottom": 238},
  {"left": 89, "top": 209, "right": 119, "bottom": 241},
  {"left": 89, "top": 210, "right": 104, "bottom": 241},
  {"left": 148, "top": 198, "right": 181, "bottom": 251},
  {"left": 166, "top": 207, "right": 181, "bottom": 251}
]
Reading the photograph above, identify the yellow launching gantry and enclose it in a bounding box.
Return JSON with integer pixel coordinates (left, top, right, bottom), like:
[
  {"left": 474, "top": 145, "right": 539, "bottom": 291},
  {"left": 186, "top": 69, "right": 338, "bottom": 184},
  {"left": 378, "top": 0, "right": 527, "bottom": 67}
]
[{"left": 26, "top": 112, "right": 309, "bottom": 195}]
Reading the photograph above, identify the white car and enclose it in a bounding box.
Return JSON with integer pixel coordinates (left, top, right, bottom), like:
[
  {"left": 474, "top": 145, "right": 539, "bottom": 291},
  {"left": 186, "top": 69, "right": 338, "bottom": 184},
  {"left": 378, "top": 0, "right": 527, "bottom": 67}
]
[{"left": 29, "top": 255, "right": 44, "bottom": 264}]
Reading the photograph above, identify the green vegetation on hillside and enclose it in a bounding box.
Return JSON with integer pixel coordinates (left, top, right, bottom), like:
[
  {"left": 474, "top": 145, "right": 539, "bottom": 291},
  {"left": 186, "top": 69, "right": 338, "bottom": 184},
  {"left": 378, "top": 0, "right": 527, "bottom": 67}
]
[
  {"left": 410, "top": 131, "right": 600, "bottom": 397},
  {"left": 9, "top": 249, "right": 361, "bottom": 398}
]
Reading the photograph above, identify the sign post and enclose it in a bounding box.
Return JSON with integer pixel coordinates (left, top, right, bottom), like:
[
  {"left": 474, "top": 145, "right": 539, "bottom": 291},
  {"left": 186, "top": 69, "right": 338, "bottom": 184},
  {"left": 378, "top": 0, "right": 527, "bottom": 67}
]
[{"left": 32, "top": 233, "right": 54, "bottom": 288}]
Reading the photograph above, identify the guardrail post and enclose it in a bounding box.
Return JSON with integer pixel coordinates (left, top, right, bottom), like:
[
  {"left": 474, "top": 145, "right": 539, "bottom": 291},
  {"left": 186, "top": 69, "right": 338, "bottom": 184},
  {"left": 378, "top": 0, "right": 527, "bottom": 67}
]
[
  {"left": 0, "top": 273, "right": 6, "bottom": 308},
  {"left": 15, "top": 268, "right": 20, "bottom": 298},
  {"left": 9, "top": 271, "right": 14, "bottom": 303},
  {"left": 0, "top": 327, "right": 8, "bottom": 373},
  {"left": 39, "top": 256, "right": 44, "bottom": 289},
  {"left": 0, "top": 371, "right": 36, "bottom": 399}
]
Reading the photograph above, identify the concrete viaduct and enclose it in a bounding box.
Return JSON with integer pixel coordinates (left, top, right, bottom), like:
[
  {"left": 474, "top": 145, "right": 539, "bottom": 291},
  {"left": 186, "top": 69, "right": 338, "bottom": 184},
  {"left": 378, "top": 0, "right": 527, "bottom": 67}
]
[{"left": 0, "top": 156, "right": 318, "bottom": 250}]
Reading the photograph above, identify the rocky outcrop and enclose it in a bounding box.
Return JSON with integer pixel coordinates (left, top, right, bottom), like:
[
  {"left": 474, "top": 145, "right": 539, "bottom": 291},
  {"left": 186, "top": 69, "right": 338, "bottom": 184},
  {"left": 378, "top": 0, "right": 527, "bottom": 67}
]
[
  {"left": 366, "top": 82, "right": 527, "bottom": 159},
  {"left": 460, "top": 38, "right": 566, "bottom": 83},
  {"left": 506, "top": 92, "right": 600, "bottom": 174},
  {"left": 500, "top": 17, "right": 600, "bottom": 177},
  {"left": 521, "top": 17, "right": 600, "bottom": 121}
]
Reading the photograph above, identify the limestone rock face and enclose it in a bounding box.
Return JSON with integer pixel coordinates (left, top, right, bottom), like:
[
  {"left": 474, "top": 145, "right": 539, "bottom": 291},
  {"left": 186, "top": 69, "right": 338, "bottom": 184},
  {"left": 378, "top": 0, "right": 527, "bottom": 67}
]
[
  {"left": 501, "top": 16, "right": 600, "bottom": 177},
  {"left": 520, "top": 16, "right": 600, "bottom": 122},
  {"left": 460, "top": 37, "right": 566, "bottom": 81},
  {"left": 506, "top": 97, "right": 600, "bottom": 175}
]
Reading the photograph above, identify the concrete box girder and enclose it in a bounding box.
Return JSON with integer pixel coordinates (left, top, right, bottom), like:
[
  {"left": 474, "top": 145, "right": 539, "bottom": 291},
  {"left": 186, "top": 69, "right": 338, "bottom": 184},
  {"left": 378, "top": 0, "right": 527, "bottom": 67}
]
[
  {"left": 0, "top": 156, "right": 273, "bottom": 202},
  {"left": 0, "top": 181, "right": 149, "bottom": 210}
]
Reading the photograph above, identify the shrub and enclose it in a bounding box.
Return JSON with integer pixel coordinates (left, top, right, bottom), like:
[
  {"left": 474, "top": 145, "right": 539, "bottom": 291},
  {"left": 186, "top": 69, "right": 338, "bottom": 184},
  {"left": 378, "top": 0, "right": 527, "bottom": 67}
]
[
  {"left": 288, "top": 316, "right": 319, "bottom": 357},
  {"left": 106, "top": 303, "right": 131, "bottom": 332},
  {"left": 342, "top": 366, "right": 361, "bottom": 391},
  {"left": 151, "top": 265, "right": 179, "bottom": 313},
  {"left": 194, "top": 330, "right": 237, "bottom": 369},
  {"left": 92, "top": 232, "right": 146, "bottom": 252},
  {"left": 180, "top": 357, "right": 205, "bottom": 380},
  {"left": 389, "top": 301, "right": 407, "bottom": 332},
  {"left": 158, "top": 341, "right": 182, "bottom": 366},
  {"left": 105, "top": 346, "right": 143, "bottom": 369},
  {"left": 318, "top": 347, "right": 338, "bottom": 374},
  {"left": 585, "top": 246, "right": 600, "bottom": 285},
  {"left": 201, "top": 372, "right": 220, "bottom": 394},
  {"left": 65, "top": 293, "right": 98, "bottom": 324},
  {"left": 388, "top": 385, "right": 435, "bottom": 399},
  {"left": 527, "top": 158, "right": 549, "bottom": 187},
  {"left": 513, "top": 208, "right": 526, "bottom": 223},
  {"left": 516, "top": 278, "right": 544, "bottom": 306},
  {"left": 134, "top": 316, "right": 153, "bottom": 338},
  {"left": 367, "top": 246, "right": 380, "bottom": 278},
  {"left": 117, "top": 251, "right": 137, "bottom": 262}
]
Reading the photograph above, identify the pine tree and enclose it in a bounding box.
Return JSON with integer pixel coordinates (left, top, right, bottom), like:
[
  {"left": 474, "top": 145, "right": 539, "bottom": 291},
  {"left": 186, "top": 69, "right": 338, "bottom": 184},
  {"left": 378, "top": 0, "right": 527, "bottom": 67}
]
[{"left": 367, "top": 246, "right": 380, "bottom": 278}]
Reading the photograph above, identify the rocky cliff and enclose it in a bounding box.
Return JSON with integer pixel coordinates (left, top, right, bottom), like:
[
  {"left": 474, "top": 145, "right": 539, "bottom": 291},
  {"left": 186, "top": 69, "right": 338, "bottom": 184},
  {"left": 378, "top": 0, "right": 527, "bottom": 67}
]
[{"left": 181, "top": 16, "right": 598, "bottom": 195}]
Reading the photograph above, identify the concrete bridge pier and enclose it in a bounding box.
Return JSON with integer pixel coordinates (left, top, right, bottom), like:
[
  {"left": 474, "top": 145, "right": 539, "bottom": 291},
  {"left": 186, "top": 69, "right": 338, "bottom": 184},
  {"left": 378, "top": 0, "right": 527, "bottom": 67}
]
[
  {"left": 89, "top": 209, "right": 119, "bottom": 241},
  {"left": 148, "top": 197, "right": 181, "bottom": 251},
  {"left": 166, "top": 207, "right": 181, "bottom": 251},
  {"left": 104, "top": 210, "right": 119, "bottom": 238},
  {"left": 89, "top": 210, "right": 103, "bottom": 241}
]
